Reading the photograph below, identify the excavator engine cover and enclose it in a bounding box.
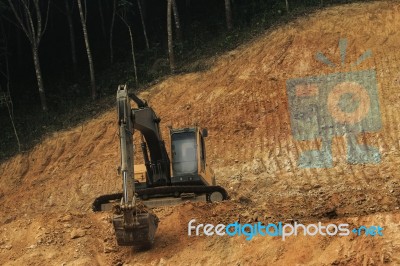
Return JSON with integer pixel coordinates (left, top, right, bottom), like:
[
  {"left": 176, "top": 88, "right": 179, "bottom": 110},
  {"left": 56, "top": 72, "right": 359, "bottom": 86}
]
[{"left": 112, "top": 212, "right": 159, "bottom": 248}]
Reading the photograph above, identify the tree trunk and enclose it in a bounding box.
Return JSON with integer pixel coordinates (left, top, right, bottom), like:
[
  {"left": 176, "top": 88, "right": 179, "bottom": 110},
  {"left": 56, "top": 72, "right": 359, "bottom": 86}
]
[
  {"left": 32, "top": 45, "right": 47, "bottom": 111},
  {"left": 224, "top": 0, "right": 233, "bottom": 30},
  {"left": 137, "top": 0, "right": 149, "bottom": 49},
  {"left": 285, "top": 0, "right": 289, "bottom": 13},
  {"left": 98, "top": 0, "right": 107, "bottom": 40},
  {"left": 7, "top": 0, "right": 50, "bottom": 111},
  {"left": 109, "top": 0, "right": 117, "bottom": 64},
  {"left": 172, "top": 0, "right": 182, "bottom": 42},
  {"left": 0, "top": 19, "right": 21, "bottom": 150},
  {"left": 77, "top": 0, "right": 96, "bottom": 100},
  {"left": 167, "top": 0, "right": 175, "bottom": 72},
  {"left": 127, "top": 25, "right": 138, "bottom": 87},
  {"left": 118, "top": 8, "right": 139, "bottom": 86},
  {"left": 65, "top": 0, "right": 78, "bottom": 75},
  {"left": 139, "top": 0, "right": 147, "bottom": 20}
]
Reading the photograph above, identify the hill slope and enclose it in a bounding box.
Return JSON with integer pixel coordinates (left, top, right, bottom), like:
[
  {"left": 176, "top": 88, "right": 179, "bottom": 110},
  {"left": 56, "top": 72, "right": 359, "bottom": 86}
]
[{"left": 1, "top": 1, "right": 400, "bottom": 265}]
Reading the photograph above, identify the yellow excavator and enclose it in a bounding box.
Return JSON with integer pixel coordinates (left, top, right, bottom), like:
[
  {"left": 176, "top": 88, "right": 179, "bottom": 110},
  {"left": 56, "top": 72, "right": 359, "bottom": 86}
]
[{"left": 93, "top": 85, "right": 228, "bottom": 249}]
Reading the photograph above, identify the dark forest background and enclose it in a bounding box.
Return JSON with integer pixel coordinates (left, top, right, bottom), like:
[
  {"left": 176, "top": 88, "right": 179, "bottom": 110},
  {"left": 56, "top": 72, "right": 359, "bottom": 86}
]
[{"left": 0, "top": 0, "right": 367, "bottom": 161}]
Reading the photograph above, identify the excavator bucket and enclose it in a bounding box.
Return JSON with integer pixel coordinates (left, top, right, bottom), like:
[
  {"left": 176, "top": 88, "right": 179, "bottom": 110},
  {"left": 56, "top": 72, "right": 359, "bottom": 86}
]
[{"left": 112, "top": 211, "right": 159, "bottom": 249}]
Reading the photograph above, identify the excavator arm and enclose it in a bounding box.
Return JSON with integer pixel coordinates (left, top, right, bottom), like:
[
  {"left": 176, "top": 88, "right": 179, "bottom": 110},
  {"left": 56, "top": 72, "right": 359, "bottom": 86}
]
[
  {"left": 112, "top": 85, "right": 159, "bottom": 248},
  {"left": 117, "top": 86, "right": 135, "bottom": 210}
]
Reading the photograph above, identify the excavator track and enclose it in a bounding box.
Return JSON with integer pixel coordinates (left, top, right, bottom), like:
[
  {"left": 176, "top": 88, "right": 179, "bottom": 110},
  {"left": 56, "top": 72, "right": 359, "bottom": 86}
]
[{"left": 92, "top": 185, "right": 228, "bottom": 212}]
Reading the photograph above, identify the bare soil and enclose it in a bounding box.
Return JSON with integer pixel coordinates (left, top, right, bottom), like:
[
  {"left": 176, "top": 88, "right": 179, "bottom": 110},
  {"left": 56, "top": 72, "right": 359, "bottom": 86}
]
[{"left": 1, "top": 1, "right": 400, "bottom": 265}]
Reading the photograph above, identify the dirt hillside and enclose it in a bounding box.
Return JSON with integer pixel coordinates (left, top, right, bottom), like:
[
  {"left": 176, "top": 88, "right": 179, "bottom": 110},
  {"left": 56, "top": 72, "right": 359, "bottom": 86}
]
[{"left": 1, "top": 1, "right": 400, "bottom": 265}]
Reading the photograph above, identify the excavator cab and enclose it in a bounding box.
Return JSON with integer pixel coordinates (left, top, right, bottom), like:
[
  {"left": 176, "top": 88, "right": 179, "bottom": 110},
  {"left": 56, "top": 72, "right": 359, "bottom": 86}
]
[
  {"left": 171, "top": 130, "right": 198, "bottom": 176},
  {"left": 170, "top": 128, "right": 215, "bottom": 187}
]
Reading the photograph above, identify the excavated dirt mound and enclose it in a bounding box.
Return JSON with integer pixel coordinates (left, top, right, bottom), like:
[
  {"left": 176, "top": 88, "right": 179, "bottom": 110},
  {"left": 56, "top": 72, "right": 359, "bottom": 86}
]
[{"left": 1, "top": 1, "right": 400, "bottom": 265}]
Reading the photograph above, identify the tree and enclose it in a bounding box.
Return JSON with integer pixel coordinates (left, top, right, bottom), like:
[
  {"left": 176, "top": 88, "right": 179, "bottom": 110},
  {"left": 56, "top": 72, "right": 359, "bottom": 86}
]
[
  {"left": 172, "top": 0, "right": 182, "bottom": 42},
  {"left": 60, "top": 0, "right": 78, "bottom": 75},
  {"left": 224, "top": 0, "right": 233, "bottom": 30},
  {"left": 53, "top": 0, "right": 78, "bottom": 75},
  {"left": 7, "top": 0, "right": 50, "bottom": 111},
  {"left": 109, "top": 0, "right": 117, "bottom": 64},
  {"left": 98, "top": 0, "right": 107, "bottom": 40},
  {"left": 136, "top": 0, "right": 149, "bottom": 49},
  {"left": 285, "top": 0, "right": 289, "bottom": 13},
  {"left": 167, "top": 0, "right": 175, "bottom": 72},
  {"left": 77, "top": 0, "right": 96, "bottom": 100},
  {"left": 0, "top": 18, "right": 21, "bottom": 150},
  {"left": 118, "top": 0, "right": 138, "bottom": 87},
  {"left": 97, "top": 0, "right": 117, "bottom": 65}
]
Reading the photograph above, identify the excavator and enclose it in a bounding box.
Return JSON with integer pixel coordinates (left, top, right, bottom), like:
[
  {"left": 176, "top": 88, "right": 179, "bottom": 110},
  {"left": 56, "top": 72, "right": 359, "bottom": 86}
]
[{"left": 93, "top": 85, "right": 228, "bottom": 249}]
